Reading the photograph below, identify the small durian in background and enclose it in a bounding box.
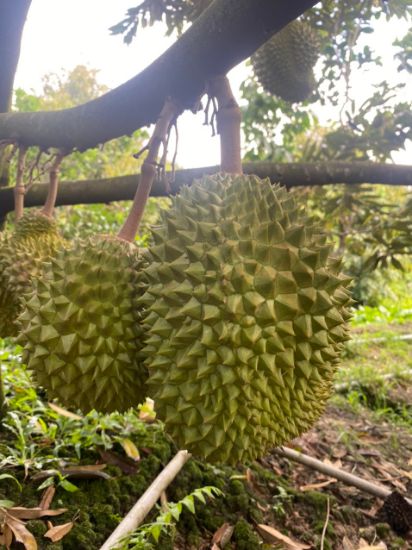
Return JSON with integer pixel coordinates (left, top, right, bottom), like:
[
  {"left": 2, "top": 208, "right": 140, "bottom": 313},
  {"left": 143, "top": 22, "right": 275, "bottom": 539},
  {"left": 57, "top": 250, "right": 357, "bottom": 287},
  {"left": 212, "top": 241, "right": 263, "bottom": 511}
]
[
  {"left": 19, "top": 236, "right": 148, "bottom": 414},
  {"left": 141, "top": 173, "right": 352, "bottom": 464},
  {"left": 252, "top": 19, "right": 320, "bottom": 103},
  {"left": 0, "top": 210, "right": 66, "bottom": 337}
]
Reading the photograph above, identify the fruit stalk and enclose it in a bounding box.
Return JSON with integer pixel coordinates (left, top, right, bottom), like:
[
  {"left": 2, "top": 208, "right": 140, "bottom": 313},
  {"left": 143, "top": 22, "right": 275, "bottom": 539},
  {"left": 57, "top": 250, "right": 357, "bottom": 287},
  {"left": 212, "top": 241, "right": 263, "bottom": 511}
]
[
  {"left": 14, "top": 146, "right": 27, "bottom": 221},
  {"left": 117, "top": 98, "right": 179, "bottom": 242},
  {"left": 41, "top": 151, "right": 66, "bottom": 217},
  {"left": 207, "top": 75, "right": 242, "bottom": 174}
]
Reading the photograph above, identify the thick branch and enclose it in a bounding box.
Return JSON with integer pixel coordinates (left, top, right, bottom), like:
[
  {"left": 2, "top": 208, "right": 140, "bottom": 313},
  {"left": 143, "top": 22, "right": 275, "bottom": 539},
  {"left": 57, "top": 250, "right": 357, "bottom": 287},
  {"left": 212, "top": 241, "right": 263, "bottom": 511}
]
[
  {"left": 0, "top": 0, "right": 317, "bottom": 150},
  {"left": 0, "top": 161, "right": 409, "bottom": 218},
  {"left": 0, "top": 0, "right": 31, "bottom": 113}
]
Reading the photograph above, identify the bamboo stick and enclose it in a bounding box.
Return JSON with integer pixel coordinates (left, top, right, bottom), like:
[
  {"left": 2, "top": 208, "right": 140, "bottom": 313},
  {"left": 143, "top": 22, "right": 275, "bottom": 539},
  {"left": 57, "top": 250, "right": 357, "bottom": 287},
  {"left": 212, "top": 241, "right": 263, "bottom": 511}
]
[{"left": 99, "top": 450, "right": 191, "bottom": 550}]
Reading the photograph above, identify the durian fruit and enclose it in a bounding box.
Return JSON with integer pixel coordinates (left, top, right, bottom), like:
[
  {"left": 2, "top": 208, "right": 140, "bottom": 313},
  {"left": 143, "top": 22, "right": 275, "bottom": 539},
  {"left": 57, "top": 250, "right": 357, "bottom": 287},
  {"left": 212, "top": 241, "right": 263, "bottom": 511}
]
[
  {"left": 141, "top": 174, "right": 352, "bottom": 464},
  {"left": 0, "top": 211, "right": 66, "bottom": 337},
  {"left": 251, "top": 20, "right": 320, "bottom": 103},
  {"left": 13, "top": 210, "right": 61, "bottom": 242},
  {"left": 18, "top": 236, "right": 148, "bottom": 414}
]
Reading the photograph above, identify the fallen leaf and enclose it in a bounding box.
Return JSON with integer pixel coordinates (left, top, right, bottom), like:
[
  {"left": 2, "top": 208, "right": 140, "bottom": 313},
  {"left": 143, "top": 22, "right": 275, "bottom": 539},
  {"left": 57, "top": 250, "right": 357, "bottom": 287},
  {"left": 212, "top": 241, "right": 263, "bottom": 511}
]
[
  {"left": 212, "top": 522, "right": 234, "bottom": 547},
  {"left": 5, "top": 512, "right": 37, "bottom": 550},
  {"left": 211, "top": 545, "right": 220, "bottom": 550},
  {"left": 342, "top": 536, "right": 355, "bottom": 550},
  {"left": 120, "top": 438, "right": 140, "bottom": 461},
  {"left": 44, "top": 521, "right": 74, "bottom": 542},
  {"left": 8, "top": 507, "right": 67, "bottom": 520},
  {"left": 357, "top": 540, "right": 387, "bottom": 550},
  {"left": 99, "top": 449, "right": 139, "bottom": 475},
  {"left": 257, "top": 524, "right": 311, "bottom": 549},
  {"left": 300, "top": 478, "right": 337, "bottom": 491},
  {"left": 0, "top": 524, "right": 13, "bottom": 548},
  {"left": 48, "top": 402, "right": 82, "bottom": 420},
  {"left": 39, "top": 486, "right": 55, "bottom": 510}
]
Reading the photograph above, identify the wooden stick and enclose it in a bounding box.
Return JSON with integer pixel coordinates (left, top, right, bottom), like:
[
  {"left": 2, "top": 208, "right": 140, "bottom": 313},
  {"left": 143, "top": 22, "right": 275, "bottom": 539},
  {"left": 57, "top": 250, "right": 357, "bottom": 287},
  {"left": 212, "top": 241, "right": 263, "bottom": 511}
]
[
  {"left": 207, "top": 75, "right": 242, "bottom": 174},
  {"left": 99, "top": 450, "right": 191, "bottom": 550},
  {"left": 276, "top": 446, "right": 412, "bottom": 506}
]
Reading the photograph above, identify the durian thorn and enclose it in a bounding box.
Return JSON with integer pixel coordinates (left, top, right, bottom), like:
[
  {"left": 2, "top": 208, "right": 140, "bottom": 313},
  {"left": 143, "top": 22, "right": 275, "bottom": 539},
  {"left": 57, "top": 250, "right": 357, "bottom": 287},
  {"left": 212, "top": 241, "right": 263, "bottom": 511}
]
[
  {"left": 117, "top": 97, "right": 180, "bottom": 243},
  {"left": 207, "top": 75, "right": 242, "bottom": 175},
  {"left": 14, "top": 145, "right": 28, "bottom": 221},
  {"left": 41, "top": 150, "right": 66, "bottom": 218}
]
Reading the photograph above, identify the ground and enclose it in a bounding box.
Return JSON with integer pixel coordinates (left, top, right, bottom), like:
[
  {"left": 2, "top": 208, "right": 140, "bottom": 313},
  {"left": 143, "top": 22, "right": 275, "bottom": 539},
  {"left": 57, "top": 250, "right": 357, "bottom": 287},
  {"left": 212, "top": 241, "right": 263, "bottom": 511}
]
[{"left": 0, "top": 317, "right": 411, "bottom": 549}]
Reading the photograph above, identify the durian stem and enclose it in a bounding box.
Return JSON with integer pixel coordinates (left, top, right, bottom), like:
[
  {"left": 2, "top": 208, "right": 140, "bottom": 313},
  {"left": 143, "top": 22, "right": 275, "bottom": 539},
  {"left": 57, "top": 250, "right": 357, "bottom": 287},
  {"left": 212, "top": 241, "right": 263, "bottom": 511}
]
[
  {"left": 41, "top": 151, "right": 66, "bottom": 217},
  {"left": 117, "top": 98, "right": 179, "bottom": 243},
  {"left": 99, "top": 450, "right": 191, "bottom": 550},
  {"left": 207, "top": 75, "right": 242, "bottom": 175},
  {"left": 14, "top": 146, "right": 27, "bottom": 221}
]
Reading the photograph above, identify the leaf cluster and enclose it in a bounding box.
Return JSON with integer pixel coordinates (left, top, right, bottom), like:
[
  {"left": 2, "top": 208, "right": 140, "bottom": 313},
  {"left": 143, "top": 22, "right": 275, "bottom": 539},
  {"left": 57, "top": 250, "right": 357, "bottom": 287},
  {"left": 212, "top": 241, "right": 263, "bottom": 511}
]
[{"left": 116, "top": 485, "right": 223, "bottom": 549}]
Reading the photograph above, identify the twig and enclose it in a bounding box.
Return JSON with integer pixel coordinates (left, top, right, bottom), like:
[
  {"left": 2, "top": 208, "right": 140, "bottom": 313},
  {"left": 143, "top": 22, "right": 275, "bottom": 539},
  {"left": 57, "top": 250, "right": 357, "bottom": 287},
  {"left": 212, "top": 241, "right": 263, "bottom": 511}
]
[
  {"left": 276, "top": 447, "right": 412, "bottom": 506},
  {"left": 320, "top": 497, "right": 330, "bottom": 550},
  {"left": 99, "top": 450, "right": 191, "bottom": 550},
  {"left": 117, "top": 97, "right": 179, "bottom": 242}
]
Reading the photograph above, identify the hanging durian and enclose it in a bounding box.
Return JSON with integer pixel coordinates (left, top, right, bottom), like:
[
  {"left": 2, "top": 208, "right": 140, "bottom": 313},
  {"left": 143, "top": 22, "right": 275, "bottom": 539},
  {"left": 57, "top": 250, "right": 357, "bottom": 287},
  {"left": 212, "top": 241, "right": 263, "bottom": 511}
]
[
  {"left": 19, "top": 236, "right": 148, "bottom": 413},
  {"left": 0, "top": 210, "right": 66, "bottom": 337},
  {"left": 18, "top": 99, "right": 179, "bottom": 414},
  {"left": 141, "top": 173, "right": 352, "bottom": 464},
  {"left": 251, "top": 20, "right": 320, "bottom": 103}
]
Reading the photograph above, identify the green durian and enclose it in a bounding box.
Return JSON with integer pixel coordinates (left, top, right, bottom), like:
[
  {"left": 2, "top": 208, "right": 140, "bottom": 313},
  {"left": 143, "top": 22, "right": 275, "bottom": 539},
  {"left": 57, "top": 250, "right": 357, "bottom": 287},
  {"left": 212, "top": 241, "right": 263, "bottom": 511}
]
[
  {"left": 252, "top": 20, "right": 320, "bottom": 103},
  {"left": 0, "top": 211, "right": 65, "bottom": 337},
  {"left": 141, "top": 174, "right": 352, "bottom": 464},
  {"left": 18, "top": 236, "right": 148, "bottom": 414}
]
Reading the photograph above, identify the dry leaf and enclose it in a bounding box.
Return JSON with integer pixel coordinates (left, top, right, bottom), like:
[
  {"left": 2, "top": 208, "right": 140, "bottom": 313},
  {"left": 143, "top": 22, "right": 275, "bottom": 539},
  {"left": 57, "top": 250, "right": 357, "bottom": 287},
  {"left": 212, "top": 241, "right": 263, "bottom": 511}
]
[
  {"left": 357, "top": 540, "right": 387, "bottom": 550},
  {"left": 5, "top": 512, "right": 37, "bottom": 550},
  {"left": 8, "top": 507, "right": 67, "bottom": 520},
  {"left": 99, "top": 449, "right": 139, "bottom": 475},
  {"left": 342, "top": 536, "right": 355, "bottom": 550},
  {"left": 44, "top": 521, "right": 74, "bottom": 542},
  {"left": 212, "top": 522, "right": 234, "bottom": 547},
  {"left": 39, "top": 486, "right": 55, "bottom": 510},
  {"left": 48, "top": 402, "right": 82, "bottom": 420},
  {"left": 300, "top": 478, "right": 337, "bottom": 491},
  {"left": 120, "top": 438, "right": 140, "bottom": 461},
  {"left": 257, "top": 524, "right": 311, "bottom": 549},
  {"left": 0, "top": 524, "right": 13, "bottom": 548}
]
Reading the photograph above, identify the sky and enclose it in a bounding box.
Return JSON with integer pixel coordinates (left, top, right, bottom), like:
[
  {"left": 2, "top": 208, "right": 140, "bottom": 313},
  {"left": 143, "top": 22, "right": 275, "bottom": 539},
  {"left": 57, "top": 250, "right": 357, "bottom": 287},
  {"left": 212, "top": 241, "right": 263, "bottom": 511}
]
[{"left": 14, "top": 0, "right": 411, "bottom": 168}]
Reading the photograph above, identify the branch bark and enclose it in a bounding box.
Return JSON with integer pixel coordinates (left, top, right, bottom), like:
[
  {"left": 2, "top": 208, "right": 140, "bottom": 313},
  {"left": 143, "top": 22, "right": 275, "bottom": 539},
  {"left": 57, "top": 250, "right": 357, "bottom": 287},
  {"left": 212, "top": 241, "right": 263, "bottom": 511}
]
[
  {"left": 0, "top": 0, "right": 317, "bottom": 150},
  {"left": 0, "top": 0, "right": 31, "bottom": 188},
  {"left": 0, "top": 0, "right": 31, "bottom": 113},
  {"left": 0, "top": 161, "right": 410, "bottom": 218}
]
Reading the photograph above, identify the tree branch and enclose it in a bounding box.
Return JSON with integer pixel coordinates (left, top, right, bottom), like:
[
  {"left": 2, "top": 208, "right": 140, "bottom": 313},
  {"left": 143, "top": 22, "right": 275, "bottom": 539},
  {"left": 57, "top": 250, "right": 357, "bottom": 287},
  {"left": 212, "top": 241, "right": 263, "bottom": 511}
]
[
  {"left": 0, "top": 0, "right": 31, "bottom": 113},
  {"left": 0, "top": 0, "right": 317, "bottom": 151},
  {"left": 0, "top": 161, "right": 410, "bottom": 219}
]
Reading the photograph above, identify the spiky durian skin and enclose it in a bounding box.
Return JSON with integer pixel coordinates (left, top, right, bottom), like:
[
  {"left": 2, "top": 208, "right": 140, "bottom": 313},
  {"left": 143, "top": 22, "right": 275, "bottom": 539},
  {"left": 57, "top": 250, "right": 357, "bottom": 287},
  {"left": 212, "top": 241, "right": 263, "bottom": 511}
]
[
  {"left": 251, "top": 20, "right": 319, "bottom": 103},
  {"left": 13, "top": 211, "right": 61, "bottom": 241},
  {"left": 19, "top": 237, "right": 148, "bottom": 414},
  {"left": 0, "top": 219, "right": 65, "bottom": 337},
  {"left": 141, "top": 174, "right": 352, "bottom": 464}
]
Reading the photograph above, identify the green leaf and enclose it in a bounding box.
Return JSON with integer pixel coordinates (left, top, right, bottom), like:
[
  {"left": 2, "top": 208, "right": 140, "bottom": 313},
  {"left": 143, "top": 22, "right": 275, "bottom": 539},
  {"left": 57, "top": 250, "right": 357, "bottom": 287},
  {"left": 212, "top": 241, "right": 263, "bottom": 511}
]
[
  {"left": 0, "top": 473, "right": 22, "bottom": 491},
  {"left": 181, "top": 495, "right": 195, "bottom": 514},
  {"left": 37, "top": 476, "right": 56, "bottom": 491},
  {"left": 59, "top": 479, "right": 79, "bottom": 492},
  {"left": 0, "top": 499, "right": 15, "bottom": 508}
]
